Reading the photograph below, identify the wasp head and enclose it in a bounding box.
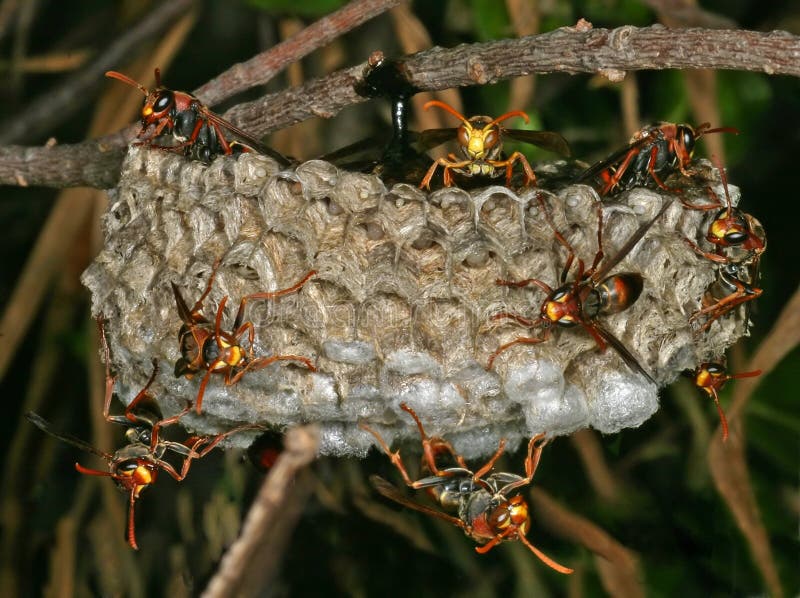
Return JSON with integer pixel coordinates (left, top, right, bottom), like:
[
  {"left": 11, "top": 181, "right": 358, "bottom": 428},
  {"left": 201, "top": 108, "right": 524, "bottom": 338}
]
[
  {"left": 106, "top": 68, "right": 176, "bottom": 128},
  {"left": 486, "top": 494, "right": 530, "bottom": 538},
  {"left": 424, "top": 100, "right": 530, "bottom": 161},
  {"left": 694, "top": 362, "right": 726, "bottom": 395},
  {"left": 541, "top": 284, "right": 581, "bottom": 327}
]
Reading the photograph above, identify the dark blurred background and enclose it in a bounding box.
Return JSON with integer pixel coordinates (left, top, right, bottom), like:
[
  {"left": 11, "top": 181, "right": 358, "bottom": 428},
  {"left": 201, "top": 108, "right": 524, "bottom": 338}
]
[{"left": 0, "top": 1, "right": 798, "bottom": 596}]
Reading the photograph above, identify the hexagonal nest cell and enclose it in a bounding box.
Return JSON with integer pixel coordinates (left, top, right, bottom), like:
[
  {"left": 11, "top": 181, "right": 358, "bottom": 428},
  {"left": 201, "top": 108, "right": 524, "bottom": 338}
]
[{"left": 82, "top": 146, "right": 752, "bottom": 459}]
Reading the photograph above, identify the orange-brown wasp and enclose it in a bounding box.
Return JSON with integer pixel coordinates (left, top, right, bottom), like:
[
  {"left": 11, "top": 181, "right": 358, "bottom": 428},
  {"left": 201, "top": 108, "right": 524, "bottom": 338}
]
[
  {"left": 690, "top": 260, "right": 763, "bottom": 334},
  {"left": 106, "top": 68, "right": 289, "bottom": 164},
  {"left": 172, "top": 262, "right": 317, "bottom": 414},
  {"left": 488, "top": 199, "right": 672, "bottom": 382},
  {"left": 681, "top": 160, "right": 765, "bottom": 264},
  {"left": 577, "top": 122, "right": 737, "bottom": 196},
  {"left": 360, "top": 403, "right": 573, "bottom": 574},
  {"left": 681, "top": 160, "right": 765, "bottom": 332},
  {"left": 688, "top": 362, "right": 761, "bottom": 441},
  {"left": 26, "top": 319, "right": 261, "bottom": 549},
  {"left": 418, "top": 100, "right": 570, "bottom": 189}
]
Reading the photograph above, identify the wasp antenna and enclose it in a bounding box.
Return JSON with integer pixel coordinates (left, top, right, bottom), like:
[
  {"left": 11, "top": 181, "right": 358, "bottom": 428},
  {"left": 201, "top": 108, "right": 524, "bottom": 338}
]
[
  {"left": 423, "top": 100, "right": 468, "bottom": 124},
  {"left": 490, "top": 110, "right": 530, "bottom": 127},
  {"left": 75, "top": 463, "right": 113, "bottom": 476},
  {"left": 105, "top": 71, "right": 149, "bottom": 95},
  {"left": 474, "top": 535, "right": 503, "bottom": 554},
  {"left": 730, "top": 369, "right": 762, "bottom": 380},
  {"left": 698, "top": 123, "right": 739, "bottom": 137},
  {"left": 519, "top": 533, "right": 574, "bottom": 574},
  {"left": 127, "top": 489, "right": 140, "bottom": 550},
  {"left": 154, "top": 67, "right": 162, "bottom": 88},
  {"left": 710, "top": 155, "right": 733, "bottom": 210}
]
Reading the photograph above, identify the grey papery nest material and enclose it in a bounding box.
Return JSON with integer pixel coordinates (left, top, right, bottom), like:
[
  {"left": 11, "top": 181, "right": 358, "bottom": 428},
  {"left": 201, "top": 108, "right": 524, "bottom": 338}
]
[{"left": 82, "top": 146, "right": 749, "bottom": 459}]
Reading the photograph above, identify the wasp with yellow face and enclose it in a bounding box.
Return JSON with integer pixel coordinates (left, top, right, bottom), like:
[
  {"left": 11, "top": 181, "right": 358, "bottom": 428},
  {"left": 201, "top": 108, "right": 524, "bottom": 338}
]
[
  {"left": 172, "top": 261, "right": 318, "bottom": 414},
  {"left": 488, "top": 199, "right": 673, "bottom": 383},
  {"left": 360, "top": 403, "right": 573, "bottom": 574},
  {"left": 26, "top": 319, "right": 262, "bottom": 549},
  {"left": 417, "top": 100, "right": 570, "bottom": 189},
  {"left": 577, "top": 121, "right": 738, "bottom": 196},
  {"left": 688, "top": 362, "right": 761, "bottom": 441}
]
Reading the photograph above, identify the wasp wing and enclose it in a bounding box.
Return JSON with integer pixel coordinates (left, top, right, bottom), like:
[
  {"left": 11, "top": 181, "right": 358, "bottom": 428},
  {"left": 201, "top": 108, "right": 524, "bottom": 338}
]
[
  {"left": 199, "top": 108, "right": 292, "bottom": 166},
  {"left": 415, "top": 128, "right": 459, "bottom": 151},
  {"left": 26, "top": 412, "right": 114, "bottom": 461},
  {"left": 575, "top": 135, "right": 652, "bottom": 184},
  {"left": 412, "top": 468, "right": 473, "bottom": 489},
  {"left": 170, "top": 282, "right": 197, "bottom": 326},
  {"left": 504, "top": 129, "right": 571, "bottom": 157},
  {"left": 317, "top": 136, "right": 385, "bottom": 164},
  {"left": 592, "top": 197, "right": 674, "bottom": 283},
  {"left": 369, "top": 475, "right": 465, "bottom": 528},
  {"left": 594, "top": 326, "right": 655, "bottom": 385}
]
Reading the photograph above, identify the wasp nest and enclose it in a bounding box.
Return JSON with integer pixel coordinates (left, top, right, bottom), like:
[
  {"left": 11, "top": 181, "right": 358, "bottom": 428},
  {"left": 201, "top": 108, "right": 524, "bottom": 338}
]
[{"left": 82, "top": 146, "right": 749, "bottom": 458}]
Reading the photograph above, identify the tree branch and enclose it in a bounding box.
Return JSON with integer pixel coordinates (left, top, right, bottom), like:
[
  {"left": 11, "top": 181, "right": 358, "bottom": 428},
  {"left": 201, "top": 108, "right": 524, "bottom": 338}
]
[
  {"left": 201, "top": 425, "right": 319, "bottom": 598},
  {"left": 2, "top": 24, "right": 798, "bottom": 189},
  {"left": 193, "top": 0, "right": 402, "bottom": 106}
]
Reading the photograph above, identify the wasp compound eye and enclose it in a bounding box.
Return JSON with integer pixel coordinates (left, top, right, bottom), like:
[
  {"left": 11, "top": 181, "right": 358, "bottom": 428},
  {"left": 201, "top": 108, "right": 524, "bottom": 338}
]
[{"left": 153, "top": 90, "right": 173, "bottom": 114}]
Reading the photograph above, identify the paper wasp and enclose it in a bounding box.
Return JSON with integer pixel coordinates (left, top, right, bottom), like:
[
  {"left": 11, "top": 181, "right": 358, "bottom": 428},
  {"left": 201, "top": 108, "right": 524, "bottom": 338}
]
[
  {"left": 688, "top": 362, "right": 761, "bottom": 441},
  {"left": 106, "top": 68, "right": 290, "bottom": 164},
  {"left": 488, "top": 198, "right": 672, "bottom": 382},
  {"left": 576, "top": 122, "right": 737, "bottom": 196},
  {"left": 417, "top": 100, "right": 571, "bottom": 189},
  {"left": 681, "top": 160, "right": 765, "bottom": 264},
  {"left": 681, "top": 160, "right": 765, "bottom": 332},
  {"left": 246, "top": 429, "right": 285, "bottom": 473},
  {"left": 690, "top": 260, "right": 763, "bottom": 334},
  {"left": 360, "top": 403, "right": 573, "bottom": 574},
  {"left": 172, "top": 261, "right": 317, "bottom": 414},
  {"left": 26, "top": 319, "right": 261, "bottom": 549}
]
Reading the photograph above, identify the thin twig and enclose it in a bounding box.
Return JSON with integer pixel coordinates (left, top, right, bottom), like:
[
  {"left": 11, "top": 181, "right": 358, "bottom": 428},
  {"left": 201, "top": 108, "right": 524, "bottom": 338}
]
[
  {"left": 707, "top": 431, "right": 783, "bottom": 597},
  {"left": 703, "top": 285, "right": 800, "bottom": 598},
  {"left": 201, "top": 425, "right": 319, "bottom": 598},
  {"left": 0, "top": 0, "right": 195, "bottom": 144},
  {"left": 569, "top": 429, "right": 623, "bottom": 504},
  {"left": 530, "top": 488, "right": 645, "bottom": 598},
  {"left": 1, "top": 24, "right": 799, "bottom": 188},
  {"left": 193, "top": 0, "right": 402, "bottom": 106}
]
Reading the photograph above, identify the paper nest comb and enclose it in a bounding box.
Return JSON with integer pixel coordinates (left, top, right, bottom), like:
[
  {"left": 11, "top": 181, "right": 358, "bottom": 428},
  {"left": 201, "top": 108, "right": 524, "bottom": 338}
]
[{"left": 82, "top": 146, "right": 750, "bottom": 459}]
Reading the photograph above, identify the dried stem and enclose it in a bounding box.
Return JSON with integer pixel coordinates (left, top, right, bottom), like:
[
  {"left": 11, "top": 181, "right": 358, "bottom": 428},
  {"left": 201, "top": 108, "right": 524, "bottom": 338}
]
[
  {"left": 201, "top": 425, "right": 319, "bottom": 598},
  {"left": 1, "top": 24, "right": 798, "bottom": 188},
  {"left": 193, "top": 0, "right": 402, "bottom": 106},
  {"left": 530, "top": 488, "right": 644, "bottom": 598}
]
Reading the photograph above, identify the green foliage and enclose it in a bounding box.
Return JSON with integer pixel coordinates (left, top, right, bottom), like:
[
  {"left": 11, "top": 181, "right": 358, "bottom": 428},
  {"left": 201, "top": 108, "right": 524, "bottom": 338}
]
[
  {"left": 468, "top": 0, "right": 510, "bottom": 41},
  {"left": 246, "top": 0, "right": 345, "bottom": 18},
  {"left": 579, "top": 0, "right": 653, "bottom": 26}
]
